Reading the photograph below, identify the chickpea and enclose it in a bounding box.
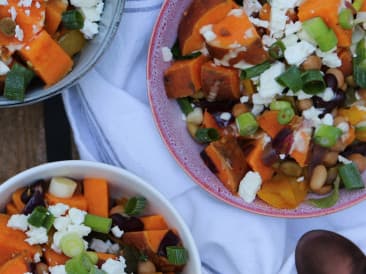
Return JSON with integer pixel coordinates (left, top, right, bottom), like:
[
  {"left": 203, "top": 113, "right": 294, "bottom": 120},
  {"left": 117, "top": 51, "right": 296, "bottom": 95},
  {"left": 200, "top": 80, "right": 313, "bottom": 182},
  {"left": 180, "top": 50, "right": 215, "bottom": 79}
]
[
  {"left": 323, "top": 151, "right": 339, "bottom": 167},
  {"left": 326, "top": 68, "right": 345, "bottom": 89},
  {"left": 138, "top": 260, "right": 157, "bottom": 274},
  {"left": 312, "top": 185, "right": 333, "bottom": 195},
  {"left": 333, "top": 116, "right": 347, "bottom": 126},
  {"left": 331, "top": 139, "right": 347, "bottom": 153},
  {"left": 310, "top": 165, "right": 327, "bottom": 191},
  {"left": 326, "top": 166, "right": 338, "bottom": 185},
  {"left": 348, "top": 153, "right": 366, "bottom": 172},
  {"left": 232, "top": 103, "right": 249, "bottom": 118},
  {"left": 297, "top": 99, "right": 313, "bottom": 111},
  {"left": 301, "top": 55, "right": 322, "bottom": 70},
  {"left": 187, "top": 122, "right": 198, "bottom": 138}
]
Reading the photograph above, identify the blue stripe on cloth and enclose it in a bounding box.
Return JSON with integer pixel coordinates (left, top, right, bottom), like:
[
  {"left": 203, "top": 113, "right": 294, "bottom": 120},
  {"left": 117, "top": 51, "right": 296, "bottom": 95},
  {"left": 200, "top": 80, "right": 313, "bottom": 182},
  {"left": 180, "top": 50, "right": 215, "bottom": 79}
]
[{"left": 71, "top": 84, "right": 124, "bottom": 167}]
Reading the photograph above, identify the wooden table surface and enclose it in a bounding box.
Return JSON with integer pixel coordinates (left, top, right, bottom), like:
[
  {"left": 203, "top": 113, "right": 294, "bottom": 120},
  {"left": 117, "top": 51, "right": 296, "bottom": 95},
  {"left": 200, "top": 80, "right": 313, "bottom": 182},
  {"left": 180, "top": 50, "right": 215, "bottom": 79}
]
[{"left": 0, "top": 96, "right": 78, "bottom": 182}]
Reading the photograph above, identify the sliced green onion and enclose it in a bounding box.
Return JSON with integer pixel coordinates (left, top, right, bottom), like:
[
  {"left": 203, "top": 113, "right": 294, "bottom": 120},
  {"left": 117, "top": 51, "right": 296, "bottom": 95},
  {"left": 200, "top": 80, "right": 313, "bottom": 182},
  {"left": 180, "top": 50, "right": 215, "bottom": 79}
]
[
  {"left": 89, "top": 267, "right": 107, "bottom": 274},
  {"left": 308, "top": 176, "right": 340, "bottom": 208},
  {"left": 313, "top": 125, "right": 343, "bottom": 148},
  {"left": 302, "top": 17, "right": 338, "bottom": 52},
  {"left": 124, "top": 196, "right": 147, "bottom": 216},
  {"left": 270, "top": 100, "right": 292, "bottom": 111},
  {"left": 60, "top": 233, "right": 85, "bottom": 258},
  {"left": 84, "top": 214, "right": 112, "bottom": 234},
  {"left": 27, "top": 206, "right": 55, "bottom": 231},
  {"left": 86, "top": 252, "right": 99, "bottom": 265},
  {"left": 277, "top": 108, "right": 295, "bottom": 125},
  {"left": 354, "top": 38, "right": 366, "bottom": 88},
  {"left": 276, "top": 65, "right": 303, "bottom": 92},
  {"left": 65, "top": 252, "right": 94, "bottom": 274},
  {"left": 268, "top": 40, "right": 286, "bottom": 59},
  {"left": 195, "top": 128, "right": 220, "bottom": 143},
  {"left": 166, "top": 246, "right": 188, "bottom": 265},
  {"left": 339, "top": 162, "right": 364, "bottom": 189},
  {"left": 62, "top": 10, "right": 84, "bottom": 30},
  {"left": 235, "top": 112, "right": 258, "bottom": 136},
  {"left": 339, "top": 8, "right": 354, "bottom": 30},
  {"left": 353, "top": 0, "right": 365, "bottom": 11},
  {"left": 27, "top": 206, "right": 48, "bottom": 227},
  {"left": 4, "top": 63, "right": 34, "bottom": 101},
  {"left": 301, "top": 70, "right": 326, "bottom": 94},
  {"left": 177, "top": 98, "right": 193, "bottom": 116},
  {"left": 240, "top": 61, "right": 271, "bottom": 79}
]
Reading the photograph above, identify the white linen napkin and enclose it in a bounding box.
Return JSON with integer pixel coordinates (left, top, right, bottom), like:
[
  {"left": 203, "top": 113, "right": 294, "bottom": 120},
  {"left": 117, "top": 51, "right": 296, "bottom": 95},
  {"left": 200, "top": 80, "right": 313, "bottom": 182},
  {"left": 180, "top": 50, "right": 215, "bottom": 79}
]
[{"left": 63, "top": 0, "right": 366, "bottom": 273}]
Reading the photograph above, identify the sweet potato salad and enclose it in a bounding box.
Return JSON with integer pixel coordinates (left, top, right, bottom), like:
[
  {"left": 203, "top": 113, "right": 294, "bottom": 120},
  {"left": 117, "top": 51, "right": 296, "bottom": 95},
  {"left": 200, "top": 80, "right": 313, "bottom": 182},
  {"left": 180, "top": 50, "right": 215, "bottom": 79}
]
[
  {"left": 163, "top": 0, "right": 366, "bottom": 209},
  {"left": 0, "top": 0, "right": 104, "bottom": 101},
  {"left": 1, "top": 177, "right": 188, "bottom": 273}
]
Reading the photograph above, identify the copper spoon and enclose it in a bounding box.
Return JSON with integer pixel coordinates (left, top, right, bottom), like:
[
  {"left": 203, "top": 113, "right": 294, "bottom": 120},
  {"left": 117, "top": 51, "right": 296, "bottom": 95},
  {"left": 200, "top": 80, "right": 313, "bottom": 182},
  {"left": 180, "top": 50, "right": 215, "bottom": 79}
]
[{"left": 295, "top": 230, "right": 366, "bottom": 274}]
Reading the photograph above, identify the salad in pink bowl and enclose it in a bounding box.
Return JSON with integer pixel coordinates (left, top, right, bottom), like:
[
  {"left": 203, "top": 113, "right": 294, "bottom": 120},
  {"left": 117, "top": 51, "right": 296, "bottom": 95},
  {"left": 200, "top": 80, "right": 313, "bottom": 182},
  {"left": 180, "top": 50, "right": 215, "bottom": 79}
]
[{"left": 147, "top": 0, "right": 366, "bottom": 217}]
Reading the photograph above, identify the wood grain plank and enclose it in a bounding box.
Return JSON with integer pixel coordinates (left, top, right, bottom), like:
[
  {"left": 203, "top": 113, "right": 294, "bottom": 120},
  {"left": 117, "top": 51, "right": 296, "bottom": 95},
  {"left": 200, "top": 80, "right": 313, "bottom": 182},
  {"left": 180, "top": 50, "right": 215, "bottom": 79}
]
[{"left": 0, "top": 103, "right": 46, "bottom": 182}]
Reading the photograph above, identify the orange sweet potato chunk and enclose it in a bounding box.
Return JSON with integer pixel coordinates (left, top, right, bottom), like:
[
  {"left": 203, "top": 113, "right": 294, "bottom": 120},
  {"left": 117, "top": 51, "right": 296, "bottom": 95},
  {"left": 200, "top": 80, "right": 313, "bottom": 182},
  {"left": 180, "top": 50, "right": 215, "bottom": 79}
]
[
  {"left": 206, "top": 9, "right": 268, "bottom": 65},
  {"left": 19, "top": 30, "right": 73, "bottom": 86},
  {"left": 164, "top": 55, "right": 207, "bottom": 98},
  {"left": 203, "top": 136, "right": 248, "bottom": 193},
  {"left": 178, "top": 0, "right": 233, "bottom": 55},
  {"left": 201, "top": 61, "right": 241, "bottom": 101},
  {"left": 0, "top": 214, "right": 42, "bottom": 265},
  {"left": 122, "top": 230, "right": 169, "bottom": 253},
  {"left": 45, "top": 0, "right": 68, "bottom": 35},
  {"left": 0, "top": 255, "right": 30, "bottom": 274},
  {"left": 246, "top": 138, "right": 274, "bottom": 181}
]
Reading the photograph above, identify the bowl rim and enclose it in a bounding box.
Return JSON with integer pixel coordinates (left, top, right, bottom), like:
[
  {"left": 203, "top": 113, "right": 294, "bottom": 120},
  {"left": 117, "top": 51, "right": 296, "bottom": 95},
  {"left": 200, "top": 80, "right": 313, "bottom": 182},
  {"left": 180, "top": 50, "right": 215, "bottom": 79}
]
[
  {"left": 0, "top": 160, "right": 202, "bottom": 272},
  {"left": 146, "top": 0, "right": 366, "bottom": 218},
  {"left": 0, "top": 0, "right": 126, "bottom": 108}
]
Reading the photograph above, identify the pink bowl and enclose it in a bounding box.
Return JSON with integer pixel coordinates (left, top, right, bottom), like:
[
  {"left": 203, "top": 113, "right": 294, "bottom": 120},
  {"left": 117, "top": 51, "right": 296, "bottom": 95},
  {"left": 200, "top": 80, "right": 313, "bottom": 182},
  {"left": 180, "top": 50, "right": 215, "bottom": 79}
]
[{"left": 147, "top": 0, "right": 366, "bottom": 218}]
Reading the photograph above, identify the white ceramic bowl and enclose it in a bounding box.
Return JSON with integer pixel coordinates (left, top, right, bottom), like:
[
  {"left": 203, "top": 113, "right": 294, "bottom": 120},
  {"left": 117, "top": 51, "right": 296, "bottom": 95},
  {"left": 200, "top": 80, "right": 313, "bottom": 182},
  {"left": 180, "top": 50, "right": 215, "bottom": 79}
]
[
  {"left": 0, "top": 160, "right": 201, "bottom": 273},
  {"left": 0, "top": 0, "right": 125, "bottom": 107}
]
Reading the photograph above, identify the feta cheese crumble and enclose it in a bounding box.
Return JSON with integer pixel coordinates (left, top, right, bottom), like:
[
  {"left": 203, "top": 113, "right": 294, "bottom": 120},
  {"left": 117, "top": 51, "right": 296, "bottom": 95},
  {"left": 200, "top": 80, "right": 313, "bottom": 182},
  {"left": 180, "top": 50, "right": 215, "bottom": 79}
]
[
  {"left": 111, "top": 225, "right": 124, "bottom": 238},
  {"left": 7, "top": 214, "right": 29, "bottom": 231},
  {"left": 258, "top": 61, "right": 285, "bottom": 98},
  {"left": 161, "top": 46, "right": 173, "bottom": 62},
  {"left": 49, "top": 265, "right": 67, "bottom": 274},
  {"left": 101, "top": 257, "right": 127, "bottom": 274},
  {"left": 238, "top": 171, "right": 262, "bottom": 203}
]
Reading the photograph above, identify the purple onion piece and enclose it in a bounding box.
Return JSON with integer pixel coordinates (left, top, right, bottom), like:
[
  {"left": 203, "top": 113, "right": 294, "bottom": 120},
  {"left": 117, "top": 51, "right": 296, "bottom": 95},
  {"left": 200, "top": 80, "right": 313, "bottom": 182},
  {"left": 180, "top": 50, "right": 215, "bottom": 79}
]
[
  {"left": 194, "top": 99, "right": 237, "bottom": 113},
  {"left": 262, "top": 143, "right": 280, "bottom": 166},
  {"left": 272, "top": 127, "right": 294, "bottom": 154},
  {"left": 313, "top": 89, "right": 346, "bottom": 113},
  {"left": 157, "top": 230, "right": 181, "bottom": 257},
  {"left": 21, "top": 180, "right": 46, "bottom": 204},
  {"left": 342, "top": 143, "right": 366, "bottom": 157},
  {"left": 110, "top": 214, "right": 144, "bottom": 232},
  {"left": 23, "top": 190, "right": 46, "bottom": 215},
  {"left": 200, "top": 150, "right": 218, "bottom": 174},
  {"left": 324, "top": 74, "right": 338, "bottom": 90}
]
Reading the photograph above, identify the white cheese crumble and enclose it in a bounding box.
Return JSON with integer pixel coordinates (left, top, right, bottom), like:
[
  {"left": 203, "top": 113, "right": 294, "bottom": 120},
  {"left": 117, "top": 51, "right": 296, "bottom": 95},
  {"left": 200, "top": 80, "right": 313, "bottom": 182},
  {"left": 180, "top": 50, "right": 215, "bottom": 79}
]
[
  {"left": 302, "top": 106, "right": 324, "bottom": 126},
  {"left": 0, "top": 61, "right": 10, "bottom": 75},
  {"left": 101, "top": 257, "right": 127, "bottom": 274},
  {"left": 71, "top": 0, "right": 100, "bottom": 8},
  {"left": 238, "top": 171, "right": 262, "bottom": 203},
  {"left": 14, "top": 25, "right": 24, "bottom": 41},
  {"left": 68, "top": 208, "right": 87, "bottom": 225},
  {"left": 200, "top": 24, "right": 216, "bottom": 42},
  {"left": 34, "top": 252, "right": 41, "bottom": 263},
  {"left": 285, "top": 21, "right": 302, "bottom": 36},
  {"left": 7, "top": 214, "right": 29, "bottom": 231},
  {"left": 284, "top": 41, "right": 316, "bottom": 65},
  {"left": 249, "top": 17, "right": 269, "bottom": 29},
  {"left": 18, "top": 0, "right": 32, "bottom": 8},
  {"left": 297, "top": 176, "right": 305, "bottom": 182},
  {"left": 337, "top": 122, "right": 350, "bottom": 133},
  {"left": 49, "top": 265, "right": 67, "bottom": 274},
  {"left": 161, "top": 46, "right": 173, "bottom": 62},
  {"left": 228, "top": 8, "right": 244, "bottom": 17},
  {"left": 240, "top": 96, "right": 249, "bottom": 103},
  {"left": 111, "top": 225, "right": 124, "bottom": 238},
  {"left": 25, "top": 226, "right": 48, "bottom": 245},
  {"left": 9, "top": 6, "right": 16, "bottom": 20},
  {"left": 251, "top": 104, "right": 265, "bottom": 116},
  {"left": 90, "top": 238, "right": 112, "bottom": 253},
  {"left": 80, "top": 6, "right": 101, "bottom": 22},
  {"left": 318, "top": 87, "right": 335, "bottom": 102},
  {"left": 24, "top": 9, "right": 30, "bottom": 16},
  {"left": 243, "top": 0, "right": 262, "bottom": 16},
  {"left": 81, "top": 20, "right": 99, "bottom": 39},
  {"left": 338, "top": 155, "right": 352, "bottom": 164},
  {"left": 53, "top": 216, "right": 71, "bottom": 231},
  {"left": 0, "top": 0, "right": 8, "bottom": 5},
  {"left": 48, "top": 203, "right": 69, "bottom": 217},
  {"left": 279, "top": 154, "right": 286, "bottom": 160},
  {"left": 258, "top": 61, "right": 285, "bottom": 98},
  {"left": 316, "top": 49, "right": 341, "bottom": 68},
  {"left": 321, "top": 113, "right": 334, "bottom": 126}
]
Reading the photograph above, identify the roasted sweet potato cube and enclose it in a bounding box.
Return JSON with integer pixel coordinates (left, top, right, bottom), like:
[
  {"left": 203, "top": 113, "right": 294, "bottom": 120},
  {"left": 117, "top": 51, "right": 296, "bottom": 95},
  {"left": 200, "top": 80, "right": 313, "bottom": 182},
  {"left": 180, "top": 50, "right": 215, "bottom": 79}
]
[
  {"left": 122, "top": 229, "right": 169, "bottom": 254},
  {"left": 178, "top": 0, "right": 233, "bottom": 55},
  {"left": 201, "top": 61, "right": 240, "bottom": 101},
  {"left": 164, "top": 55, "right": 207, "bottom": 98},
  {"left": 205, "top": 9, "right": 268, "bottom": 65},
  {"left": 202, "top": 136, "right": 248, "bottom": 193}
]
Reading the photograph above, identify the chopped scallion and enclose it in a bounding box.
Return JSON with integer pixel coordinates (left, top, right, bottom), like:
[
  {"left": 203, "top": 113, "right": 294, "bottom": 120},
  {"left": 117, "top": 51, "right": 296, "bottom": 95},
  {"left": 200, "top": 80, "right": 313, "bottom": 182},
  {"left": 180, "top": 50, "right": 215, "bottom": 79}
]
[
  {"left": 65, "top": 252, "right": 95, "bottom": 274},
  {"left": 171, "top": 41, "right": 201, "bottom": 60},
  {"left": 308, "top": 176, "right": 340, "bottom": 208},
  {"left": 235, "top": 112, "right": 258, "bottom": 136},
  {"left": 166, "top": 246, "right": 188, "bottom": 265},
  {"left": 353, "top": 0, "right": 365, "bottom": 11},
  {"left": 195, "top": 128, "right": 220, "bottom": 143},
  {"left": 124, "top": 196, "right": 147, "bottom": 216},
  {"left": 268, "top": 40, "right": 286, "bottom": 59},
  {"left": 269, "top": 100, "right": 292, "bottom": 111},
  {"left": 276, "top": 65, "right": 303, "bottom": 92},
  {"left": 177, "top": 98, "right": 193, "bottom": 116},
  {"left": 84, "top": 214, "right": 112, "bottom": 234},
  {"left": 339, "top": 162, "right": 364, "bottom": 189},
  {"left": 301, "top": 70, "right": 326, "bottom": 94},
  {"left": 27, "top": 206, "right": 54, "bottom": 231},
  {"left": 339, "top": 8, "right": 354, "bottom": 30},
  {"left": 240, "top": 61, "right": 271, "bottom": 79},
  {"left": 62, "top": 10, "right": 84, "bottom": 30},
  {"left": 4, "top": 63, "right": 34, "bottom": 101},
  {"left": 277, "top": 108, "right": 295, "bottom": 125},
  {"left": 353, "top": 38, "right": 366, "bottom": 88},
  {"left": 60, "top": 232, "right": 85, "bottom": 258},
  {"left": 313, "top": 125, "right": 343, "bottom": 148}
]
